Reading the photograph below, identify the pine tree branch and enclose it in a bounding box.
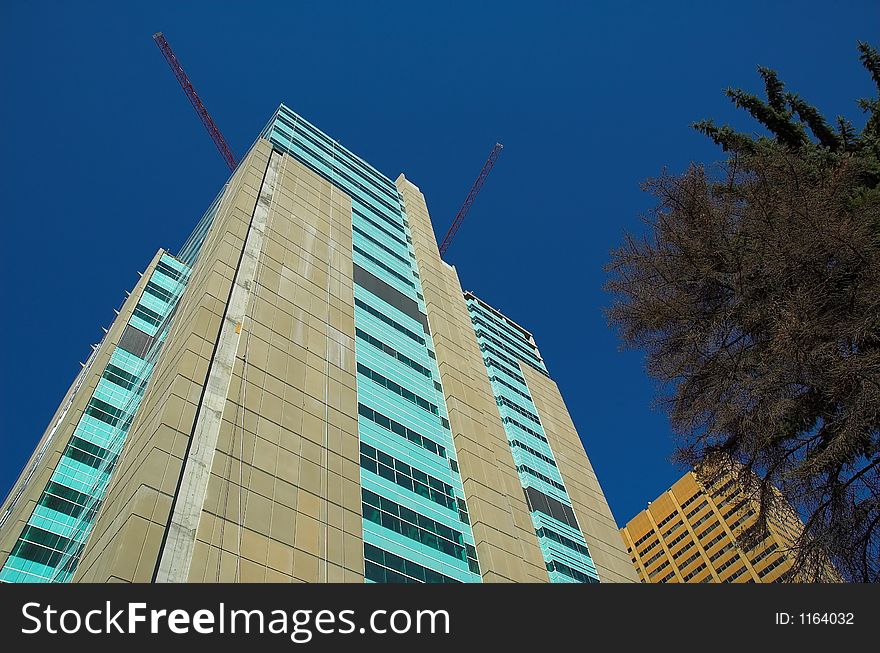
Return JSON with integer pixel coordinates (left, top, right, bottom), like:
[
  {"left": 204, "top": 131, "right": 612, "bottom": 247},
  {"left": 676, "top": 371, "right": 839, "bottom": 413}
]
[{"left": 787, "top": 93, "right": 842, "bottom": 150}]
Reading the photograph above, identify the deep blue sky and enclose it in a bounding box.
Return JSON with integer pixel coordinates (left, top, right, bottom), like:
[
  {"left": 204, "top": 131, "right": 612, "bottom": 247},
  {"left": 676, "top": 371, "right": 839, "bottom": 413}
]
[{"left": 1, "top": 2, "right": 877, "bottom": 526}]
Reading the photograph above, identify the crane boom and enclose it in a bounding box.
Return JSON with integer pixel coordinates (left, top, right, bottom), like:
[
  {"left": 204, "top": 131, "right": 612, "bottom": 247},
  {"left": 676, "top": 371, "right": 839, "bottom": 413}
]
[
  {"left": 152, "top": 32, "right": 237, "bottom": 171},
  {"left": 438, "top": 143, "right": 503, "bottom": 256}
]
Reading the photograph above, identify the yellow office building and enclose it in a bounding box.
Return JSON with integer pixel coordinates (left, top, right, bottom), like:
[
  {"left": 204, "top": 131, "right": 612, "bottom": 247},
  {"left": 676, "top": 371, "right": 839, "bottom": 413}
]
[{"left": 620, "top": 471, "right": 810, "bottom": 583}]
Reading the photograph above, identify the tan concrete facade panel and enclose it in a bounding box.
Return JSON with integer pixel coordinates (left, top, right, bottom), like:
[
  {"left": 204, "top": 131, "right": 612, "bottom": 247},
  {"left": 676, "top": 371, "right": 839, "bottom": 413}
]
[
  {"left": 396, "top": 174, "right": 548, "bottom": 583},
  {"left": 522, "top": 365, "right": 639, "bottom": 583},
  {"left": 74, "top": 141, "right": 275, "bottom": 583},
  {"left": 156, "top": 149, "right": 287, "bottom": 582},
  {"left": 186, "top": 148, "right": 362, "bottom": 583},
  {"left": 75, "top": 140, "right": 363, "bottom": 583}
]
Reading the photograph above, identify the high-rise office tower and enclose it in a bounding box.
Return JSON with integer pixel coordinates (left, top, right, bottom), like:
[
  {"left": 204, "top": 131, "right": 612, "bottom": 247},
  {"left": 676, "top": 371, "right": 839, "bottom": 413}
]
[
  {"left": 0, "top": 106, "right": 636, "bottom": 584},
  {"left": 620, "top": 470, "right": 836, "bottom": 583}
]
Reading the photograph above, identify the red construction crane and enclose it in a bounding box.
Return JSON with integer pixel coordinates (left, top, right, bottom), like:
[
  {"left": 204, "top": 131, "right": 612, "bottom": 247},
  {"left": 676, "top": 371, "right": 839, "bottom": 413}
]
[
  {"left": 438, "top": 143, "right": 503, "bottom": 256},
  {"left": 152, "top": 32, "right": 237, "bottom": 171}
]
